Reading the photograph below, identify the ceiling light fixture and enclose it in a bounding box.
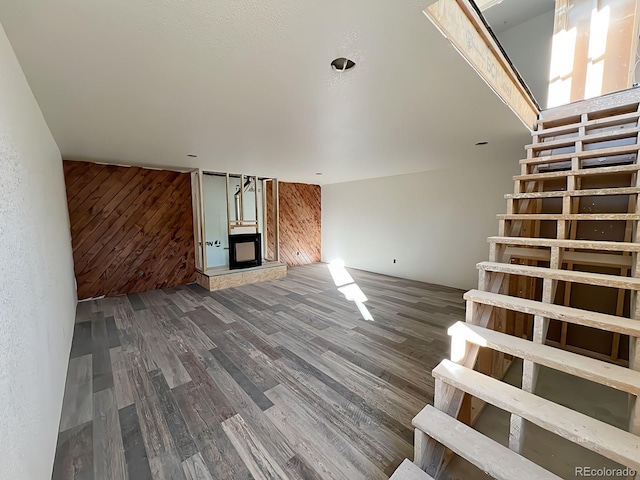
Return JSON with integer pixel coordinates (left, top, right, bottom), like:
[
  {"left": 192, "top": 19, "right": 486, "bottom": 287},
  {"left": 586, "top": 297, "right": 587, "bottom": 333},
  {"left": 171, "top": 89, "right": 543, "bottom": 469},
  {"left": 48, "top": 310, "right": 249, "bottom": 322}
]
[{"left": 331, "top": 58, "right": 356, "bottom": 71}]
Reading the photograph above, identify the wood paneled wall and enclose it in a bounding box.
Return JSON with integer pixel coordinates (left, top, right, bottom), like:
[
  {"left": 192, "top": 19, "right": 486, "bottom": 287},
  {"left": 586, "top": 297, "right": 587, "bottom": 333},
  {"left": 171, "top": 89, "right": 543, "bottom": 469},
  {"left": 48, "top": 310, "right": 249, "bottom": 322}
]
[
  {"left": 63, "top": 161, "right": 196, "bottom": 299},
  {"left": 267, "top": 182, "right": 321, "bottom": 266}
]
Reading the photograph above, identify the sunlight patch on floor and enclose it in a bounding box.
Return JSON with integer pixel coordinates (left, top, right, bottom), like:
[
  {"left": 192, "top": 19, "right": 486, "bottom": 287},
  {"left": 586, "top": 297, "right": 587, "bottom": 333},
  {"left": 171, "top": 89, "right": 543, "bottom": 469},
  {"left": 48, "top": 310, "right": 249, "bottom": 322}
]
[{"left": 327, "top": 260, "right": 374, "bottom": 321}]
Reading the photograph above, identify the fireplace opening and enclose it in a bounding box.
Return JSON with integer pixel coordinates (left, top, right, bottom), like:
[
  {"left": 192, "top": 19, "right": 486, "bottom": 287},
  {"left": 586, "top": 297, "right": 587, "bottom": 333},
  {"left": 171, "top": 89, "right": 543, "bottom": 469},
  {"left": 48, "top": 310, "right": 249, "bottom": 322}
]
[{"left": 229, "top": 233, "right": 262, "bottom": 270}]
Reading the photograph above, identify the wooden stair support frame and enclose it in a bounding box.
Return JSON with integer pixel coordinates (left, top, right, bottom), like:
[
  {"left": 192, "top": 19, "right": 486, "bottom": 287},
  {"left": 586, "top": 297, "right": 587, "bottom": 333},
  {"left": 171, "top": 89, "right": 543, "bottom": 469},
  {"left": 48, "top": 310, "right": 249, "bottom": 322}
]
[
  {"left": 525, "top": 127, "right": 640, "bottom": 152},
  {"left": 630, "top": 124, "right": 640, "bottom": 436},
  {"left": 489, "top": 236, "right": 640, "bottom": 251},
  {"left": 420, "top": 171, "right": 542, "bottom": 472},
  {"left": 477, "top": 261, "right": 640, "bottom": 290},
  {"left": 433, "top": 360, "right": 640, "bottom": 472},
  {"left": 535, "top": 110, "right": 640, "bottom": 138},
  {"left": 519, "top": 144, "right": 640, "bottom": 168},
  {"left": 388, "top": 459, "right": 435, "bottom": 480},
  {"left": 448, "top": 321, "right": 640, "bottom": 395},
  {"left": 418, "top": 139, "right": 550, "bottom": 475},
  {"left": 415, "top": 272, "right": 505, "bottom": 477},
  {"left": 501, "top": 247, "right": 633, "bottom": 269},
  {"left": 464, "top": 290, "right": 640, "bottom": 336},
  {"left": 416, "top": 90, "right": 640, "bottom": 479},
  {"left": 511, "top": 244, "right": 562, "bottom": 452},
  {"left": 505, "top": 186, "right": 640, "bottom": 199},
  {"left": 508, "top": 116, "right": 568, "bottom": 453},
  {"left": 413, "top": 405, "right": 562, "bottom": 480}
]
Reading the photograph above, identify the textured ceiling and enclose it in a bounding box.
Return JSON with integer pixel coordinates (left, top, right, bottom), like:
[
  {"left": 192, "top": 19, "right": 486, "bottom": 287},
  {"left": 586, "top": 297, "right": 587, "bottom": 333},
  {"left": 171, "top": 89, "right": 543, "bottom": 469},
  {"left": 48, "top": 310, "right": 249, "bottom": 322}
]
[{"left": 0, "top": 0, "right": 530, "bottom": 185}]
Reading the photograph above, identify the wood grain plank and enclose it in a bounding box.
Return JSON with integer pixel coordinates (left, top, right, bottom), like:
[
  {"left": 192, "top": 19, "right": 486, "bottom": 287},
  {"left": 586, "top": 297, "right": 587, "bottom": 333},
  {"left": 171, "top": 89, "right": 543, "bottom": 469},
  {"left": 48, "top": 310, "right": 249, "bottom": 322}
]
[
  {"left": 221, "top": 413, "right": 290, "bottom": 480},
  {"left": 119, "top": 403, "right": 153, "bottom": 480},
  {"left": 93, "top": 388, "right": 126, "bottom": 480},
  {"left": 172, "top": 382, "right": 252, "bottom": 479},
  {"left": 149, "top": 370, "right": 198, "bottom": 461},
  {"left": 182, "top": 453, "right": 214, "bottom": 480},
  {"left": 54, "top": 264, "right": 456, "bottom": 479},
  {"left": 53, "top": 421, "right": 94, "bottom": 480},
  {"left": 59, "top": 354, "right": 93, "bottom": 432},
  {"left": 72, "top": 170, "right": 179, "bottom": 276},
  {"left": 64, "top": 161, "right": 195, "bottom": 299},
  {"left": 266, "top": 182, "right": 321, "bottom": 266}
]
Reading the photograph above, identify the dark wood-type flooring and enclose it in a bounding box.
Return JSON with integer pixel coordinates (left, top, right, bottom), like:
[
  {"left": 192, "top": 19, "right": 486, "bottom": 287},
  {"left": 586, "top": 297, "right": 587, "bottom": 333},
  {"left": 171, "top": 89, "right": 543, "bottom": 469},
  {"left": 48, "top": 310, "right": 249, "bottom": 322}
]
[{"left": 53, "top": 263, "right": 464, "bottom": 480}]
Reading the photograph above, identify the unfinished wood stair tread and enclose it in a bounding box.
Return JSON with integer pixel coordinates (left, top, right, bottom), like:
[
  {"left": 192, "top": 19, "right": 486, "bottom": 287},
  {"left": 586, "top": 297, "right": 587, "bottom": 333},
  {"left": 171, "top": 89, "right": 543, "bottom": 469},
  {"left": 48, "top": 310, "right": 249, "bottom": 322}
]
[
  {"left": 448, "top": 321, "right": 640, "bottom": 395},
  {"left": 388, "top": 459, "right": 434, "bottom": 480},
  {"left": 526, "top": 127, "right": 640, "bottom": 151},
  {"left": 477, "top": 261, "right": 640, "bottom": 290},
  {"left": 520, "top": 144, "right": 640, "bottom": 166},
  {"left": 535, "top": 112, "right": 640, "bottom": 137},
  {"left": 515, "top": 163, "right": 640, "bottom": 179},
  {"left": 501, "top": 247, "right": 632, "bottom": 269},
  {"left": 412, "top": 405, "right": 561, "bottom": 480},
  {"left": 432, "top": 360, "right": 640, "bottom": 471},
  {"left": 505, "top": 187, "right": 640, "bottom": 199},
  {"left": 463, "top": 290, "right": 640, "bottom": 336},
  {"left": 488, "top": 236, "right": 640, "bottom": 252},
  {"left": 497, "top": 213, "right": 640, "bottom": 221}
]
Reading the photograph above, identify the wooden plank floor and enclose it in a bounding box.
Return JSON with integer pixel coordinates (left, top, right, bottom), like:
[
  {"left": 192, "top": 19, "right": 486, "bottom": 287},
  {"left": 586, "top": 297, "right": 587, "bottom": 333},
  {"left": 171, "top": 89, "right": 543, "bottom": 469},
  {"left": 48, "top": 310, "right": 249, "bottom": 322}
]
[{"left": 53, "top": 263, "right": 463, "bottom": 480}]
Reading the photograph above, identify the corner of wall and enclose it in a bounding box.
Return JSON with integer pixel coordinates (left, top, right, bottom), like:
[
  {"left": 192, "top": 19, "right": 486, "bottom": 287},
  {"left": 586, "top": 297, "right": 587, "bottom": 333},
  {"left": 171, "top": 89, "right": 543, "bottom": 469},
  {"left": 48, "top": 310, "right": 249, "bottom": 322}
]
[{"left": 0, "top": 21, "right": 77, "bottom": 480}]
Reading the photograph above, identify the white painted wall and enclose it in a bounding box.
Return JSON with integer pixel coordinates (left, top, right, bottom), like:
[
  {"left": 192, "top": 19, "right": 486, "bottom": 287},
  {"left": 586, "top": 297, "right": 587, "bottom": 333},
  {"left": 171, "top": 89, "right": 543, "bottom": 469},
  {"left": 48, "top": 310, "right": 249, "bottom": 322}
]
[
  {"left": 0, "top": 23, "right": 77, "bottom": 480},
  {"left": 497, "top": 9, "right": 555, "bottom": 109},
  {"left": 322, "top": 157, "right": 519, "bottom": 290}
]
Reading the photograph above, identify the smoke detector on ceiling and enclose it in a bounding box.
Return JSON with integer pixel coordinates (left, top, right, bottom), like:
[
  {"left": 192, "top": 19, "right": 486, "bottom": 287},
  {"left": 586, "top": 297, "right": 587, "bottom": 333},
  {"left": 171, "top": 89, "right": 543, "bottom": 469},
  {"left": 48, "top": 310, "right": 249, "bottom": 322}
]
[{"left": 331, "top": 58, "right": 356, "bottom": 71}]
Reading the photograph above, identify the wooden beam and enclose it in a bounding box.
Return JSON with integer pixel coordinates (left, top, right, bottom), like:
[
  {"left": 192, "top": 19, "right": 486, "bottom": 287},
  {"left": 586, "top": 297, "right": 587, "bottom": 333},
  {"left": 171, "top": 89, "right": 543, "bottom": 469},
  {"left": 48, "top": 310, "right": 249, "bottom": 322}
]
[
  {"left": 540, "top": 88, "right": 640, "bottom": 124},
  {"left": 423, "top": 0, "right": 538, "bottom": 130}
]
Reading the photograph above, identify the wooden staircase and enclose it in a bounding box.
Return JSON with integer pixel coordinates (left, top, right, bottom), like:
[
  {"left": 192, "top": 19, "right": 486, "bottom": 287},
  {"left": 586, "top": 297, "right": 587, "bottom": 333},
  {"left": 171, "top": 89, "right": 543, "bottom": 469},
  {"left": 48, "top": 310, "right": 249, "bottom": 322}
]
[{"left": 392, "top": 89, "right": 640, "bottom": 479}]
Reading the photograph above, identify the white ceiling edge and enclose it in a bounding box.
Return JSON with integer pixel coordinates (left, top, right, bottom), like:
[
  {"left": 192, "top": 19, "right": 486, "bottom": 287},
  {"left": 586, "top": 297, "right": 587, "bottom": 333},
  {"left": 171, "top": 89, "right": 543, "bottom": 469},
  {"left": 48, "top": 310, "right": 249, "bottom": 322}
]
[{"left": 1, "top": 0, "right": 530, "bottom": 186}]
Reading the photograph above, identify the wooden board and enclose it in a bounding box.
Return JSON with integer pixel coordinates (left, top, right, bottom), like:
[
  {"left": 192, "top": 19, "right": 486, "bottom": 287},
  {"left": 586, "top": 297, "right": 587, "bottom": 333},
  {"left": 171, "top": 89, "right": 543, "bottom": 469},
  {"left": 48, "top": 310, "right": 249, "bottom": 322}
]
[
  {"left": 196, "top": 264, "right": 287, "bottom": 291},
  {"left": 477, "top": 261, "right": 640, "bottom": 290},
  {"left": 464, "top": 289, "right": 640, "bottom": 336},
  {"left": 63, "top": 160, "right": 196, "bottom": 299},
  {"left": 541, "top": 88, "right": 640, "bottom": 124},
  {"left": 389, "top": 459, "right": 435, "bottom": 480},
  {"left": 488, "top": 236, "right": 640, "bottom": 251},
  {"left": 267, "top": 182, "right": 321, "bottom": 267},
  {"left": 448, "top": 321, "right": 640, "bottom": 395},
  {"left": 433, "top": 360, "right": 640, "bottom": 471},
  {"left": 424, "top": 0, "right": 538, "bottom": 130},
  {"left": 412, "top": 405, "right": 561, "bottom": 480}
]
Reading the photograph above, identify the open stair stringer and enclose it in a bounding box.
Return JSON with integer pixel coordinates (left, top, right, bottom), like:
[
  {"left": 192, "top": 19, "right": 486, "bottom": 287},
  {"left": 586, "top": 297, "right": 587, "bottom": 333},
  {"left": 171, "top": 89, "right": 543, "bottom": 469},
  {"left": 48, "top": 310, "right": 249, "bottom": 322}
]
[{"left": 392, "top": 88, "right": 640, "bottom": 479}]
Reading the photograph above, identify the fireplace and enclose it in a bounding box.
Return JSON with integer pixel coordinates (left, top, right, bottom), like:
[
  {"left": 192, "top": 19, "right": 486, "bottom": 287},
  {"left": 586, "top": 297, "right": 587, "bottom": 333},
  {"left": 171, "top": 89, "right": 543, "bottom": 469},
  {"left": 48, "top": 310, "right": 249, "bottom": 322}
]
[{"left": 229, "top": 233, "right": 262, "bottom": 270}]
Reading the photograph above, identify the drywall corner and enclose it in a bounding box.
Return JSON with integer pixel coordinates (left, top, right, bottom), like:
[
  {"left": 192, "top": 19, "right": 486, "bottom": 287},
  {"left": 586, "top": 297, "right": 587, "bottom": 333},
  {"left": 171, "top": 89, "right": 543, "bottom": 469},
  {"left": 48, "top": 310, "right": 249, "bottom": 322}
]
[
  {"left": 0, "top": 22, "right": 77, "bottom": 480},
  {"left": 321, "top": 156, "right": 518, "bottom": 290}
]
